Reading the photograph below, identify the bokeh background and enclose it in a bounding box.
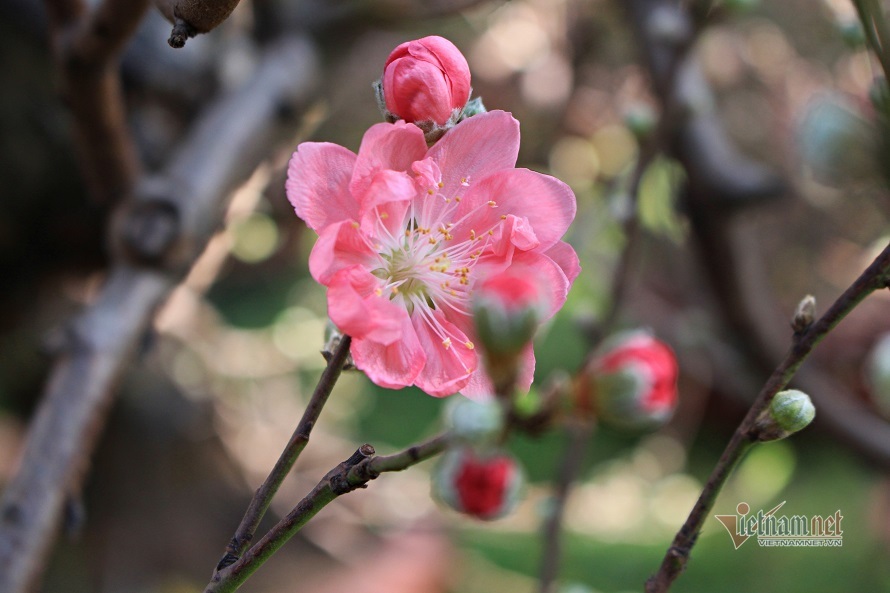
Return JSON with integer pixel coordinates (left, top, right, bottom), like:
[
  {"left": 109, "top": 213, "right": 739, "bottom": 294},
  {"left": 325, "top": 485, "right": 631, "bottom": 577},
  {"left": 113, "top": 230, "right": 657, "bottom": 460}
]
[{"left": 1, "top": 0, "right": 890, "bottom": 592}]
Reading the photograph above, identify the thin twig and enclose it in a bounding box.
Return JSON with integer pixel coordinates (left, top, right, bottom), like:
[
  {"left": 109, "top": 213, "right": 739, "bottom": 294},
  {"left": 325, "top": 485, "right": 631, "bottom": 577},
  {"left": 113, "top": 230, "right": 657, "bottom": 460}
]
[
  {"left": 215, "top": 335, "right": 353, "bottom": 570},
  {"left": 645, "top": 241, "right": 890, "bottom": 593},
  {"left": 0, "top": 37, "right": 319, "bottom": 593},
  {"left": 205, "top": 433, "right": 452, "bottom": 593},
  {"left": 537, "top": 422, "right": 593, "bottom": 593}
]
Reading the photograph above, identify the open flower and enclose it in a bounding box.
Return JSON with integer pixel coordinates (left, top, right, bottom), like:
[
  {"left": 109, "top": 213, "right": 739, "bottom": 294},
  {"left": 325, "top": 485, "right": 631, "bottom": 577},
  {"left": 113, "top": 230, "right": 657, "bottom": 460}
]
[
  {"left": 383, "top": 35, "right": 472, "bottom": 126},
  {"left": 286, "top": 110, "right": 579, "bottom": 397}
]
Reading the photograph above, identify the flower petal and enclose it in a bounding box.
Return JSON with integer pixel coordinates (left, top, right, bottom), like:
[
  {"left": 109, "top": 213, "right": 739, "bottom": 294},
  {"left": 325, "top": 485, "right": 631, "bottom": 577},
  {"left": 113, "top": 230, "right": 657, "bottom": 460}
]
[
  {"left": 308, "top": 220, "right": 376, "bottom": 285},
  {"left": 427, "top": 110, "right": 520, "bottom": 197},
  {"left": 412, "top": 310, "right": 477, "bottom": 397},
  {"left": 454, "top": 168, "right": 576, "bottom": 251},
  {"left": 359, "top": 169, "right": 415, "bottom": 236},
  {"left": 327, "top": 267, "right": 404, "bottom": 344},
  {"left": 544, "top": 240, "right": 581, "bottom": 286},
  {"left": 350, "top": 121, "right": 427, "bottom": 199},
  {"left": 351, "top": 315, "right": 426, "bottom": 389},
  {"left": 286, "top": 143, "right": 358, "bottom": 233}
]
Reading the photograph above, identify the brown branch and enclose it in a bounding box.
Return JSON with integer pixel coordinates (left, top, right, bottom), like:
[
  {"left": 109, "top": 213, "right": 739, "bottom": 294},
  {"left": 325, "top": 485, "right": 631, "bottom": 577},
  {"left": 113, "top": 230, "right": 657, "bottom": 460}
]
[
  {"left": 0, "top": 36, "right": 319, "bottom": 593},
  {"left": 205, "top": 434, "right": 452, "bottom": 593},
  {"left": 645, "top": 241, "right": 890, "bottom": 593},
  {"left": 214, "top": 335, "right": 353, "bottom": 571},
  {"left": 44, "top": 0, "right": 150, "bottom": 205}
]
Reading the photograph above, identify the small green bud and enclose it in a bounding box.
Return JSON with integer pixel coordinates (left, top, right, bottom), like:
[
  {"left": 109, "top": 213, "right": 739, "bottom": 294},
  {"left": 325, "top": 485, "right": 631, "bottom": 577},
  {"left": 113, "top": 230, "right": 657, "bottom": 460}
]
[
  {"left": 754, "top": 389, "right": 815, "bottom": 441},
  {"left": 623, "top": 104, "right": 657, "bottom": 140},
  {"left": 444, "top": 396, "right": 504, "bottom": 444},
  {"left": 838, "top": 19, "right": 867, "bottom": 50}
]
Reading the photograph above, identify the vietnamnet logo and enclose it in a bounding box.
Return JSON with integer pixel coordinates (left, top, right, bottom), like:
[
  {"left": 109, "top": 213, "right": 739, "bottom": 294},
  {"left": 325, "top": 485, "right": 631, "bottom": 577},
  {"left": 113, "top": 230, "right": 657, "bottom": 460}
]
[{"left": 714, "top": 502, "right": 844, "bottom": 548}]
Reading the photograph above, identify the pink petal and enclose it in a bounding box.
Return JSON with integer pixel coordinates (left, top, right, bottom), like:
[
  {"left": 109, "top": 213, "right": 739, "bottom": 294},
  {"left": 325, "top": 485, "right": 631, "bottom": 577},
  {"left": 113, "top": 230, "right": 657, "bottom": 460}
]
[
  {"left": 308, "top": 220, "right": 376, "bottom": 285},
  {"left": 286, "top": 143, "right": 358, "bottom": 233},
  {"left": 351, "top": 315, "right": 426, "bottom": 389},
  {"left": 405, "top": 36, "right": 471, "bottom": 109},
  {"left": 453, "top": 168, "right": 576, "bottom": 251},
  {"left": 427, "top": 111, "right": 520, "bottom": 198},
  {"left": 384, "top": 58, "right": 453, "bottom": 124},
  {"left": 358, "top": 169, "right": 415, "bottom": 236},
  {"left": 412, "top": 311, "right": 478, "bottom": 397},
  {"left": 350, "top": 121, "right": 427, "bottom": 199},
  {"left": 544, "top": 240, "right": 581, "bottom": 286},
  {"left": 327, "top": 267, "right": 405, "bottom": 345}
]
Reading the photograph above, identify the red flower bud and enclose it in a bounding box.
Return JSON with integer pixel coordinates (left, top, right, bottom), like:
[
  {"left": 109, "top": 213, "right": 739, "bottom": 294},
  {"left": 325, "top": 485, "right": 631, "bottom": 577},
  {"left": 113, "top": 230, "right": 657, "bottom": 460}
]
[
  {"left": 433, "top": 447, "right": 524, "bottom": 520},
  {"left": 588, "top": 331, "right": 679, "bottom": 429},
  {"left": 383, "top": 36, "right": 472, "bottom": 126}
]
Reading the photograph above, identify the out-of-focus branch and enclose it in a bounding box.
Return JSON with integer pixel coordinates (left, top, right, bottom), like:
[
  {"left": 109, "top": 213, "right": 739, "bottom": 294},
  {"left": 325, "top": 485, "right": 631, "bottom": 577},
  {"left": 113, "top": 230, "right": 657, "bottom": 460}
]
[
  {"left": 214, "top": 336, "right": 353, "bottom": 572},
  {"left": 537, "top": 422, "right": 592, "bottom": 593},
  {"left": 0, "top": 36, "right": 319, "bottom": 593},
  {"left": 44, "top": 0, "right": 150, "bottom": 205},
  {"left": 205, "top": 434, "right": 452, "bottom": 593},
  {"left": 646, "top": 241, "right": 890, "bottom": 593}
]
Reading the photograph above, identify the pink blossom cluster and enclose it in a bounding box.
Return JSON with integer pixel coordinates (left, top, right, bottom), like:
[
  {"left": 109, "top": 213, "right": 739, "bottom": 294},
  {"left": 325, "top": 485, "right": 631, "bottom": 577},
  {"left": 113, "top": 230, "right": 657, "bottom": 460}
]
[{"left": 286, "top": 37, "right": 579, "bottom": 397}]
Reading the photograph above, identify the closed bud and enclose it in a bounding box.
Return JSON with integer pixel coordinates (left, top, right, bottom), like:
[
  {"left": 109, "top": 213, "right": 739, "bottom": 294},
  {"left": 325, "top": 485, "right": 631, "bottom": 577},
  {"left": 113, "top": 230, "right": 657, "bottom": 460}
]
[
  {"left": 754, "top": 389, "right": 815, "bottom": 441},
  {"left": 791, "top": 294, "right": 816, "bottom": 333},
  {"left": 473, "top": 271, "right": 548, "bottom": 395},
  {"left": 381, "top": 36, "right": 472, "bottom": 127},
  {"left": 444, "top": 396, "right": 505, "bottom": 444},
  {"left": 587, "top": 331, "right": 678, "bottom": 430},
  {"left": 866, "top": 333, "right": 890, "bottom": 410},
  {"left": 432, "top": 446, "right": 524, "bottom": 520}
]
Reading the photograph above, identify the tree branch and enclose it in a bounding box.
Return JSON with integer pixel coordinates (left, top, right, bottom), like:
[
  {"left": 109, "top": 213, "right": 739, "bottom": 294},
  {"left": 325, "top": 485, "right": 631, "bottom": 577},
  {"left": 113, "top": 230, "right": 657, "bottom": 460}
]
[
  {"left": 44, "top": 0, "right": 150, "bottom": 205},
  {"left": 205, "top": 433, "right": 452, "bottom": 593},
  {"left": 645, "top": 241, "right": 890, "bottom": 593},
  {"left": 0, "top": 36, "right": 319, "bottom": 593},
  {"left": 214, "top": 335, "right": 353, "bottom": 571}
]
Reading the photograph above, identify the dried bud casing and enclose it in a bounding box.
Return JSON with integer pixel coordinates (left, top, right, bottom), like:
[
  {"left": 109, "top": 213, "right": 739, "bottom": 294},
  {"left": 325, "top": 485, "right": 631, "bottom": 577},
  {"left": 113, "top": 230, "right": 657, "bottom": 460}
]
[
  {"left": 753, "top": 389, "right": 816, "bottom": 441},
  {"left": 156, "top": 0, "right": 241, "bottom": 48},
  {"left": 432, "top": 446, "right": 524, "bottom": 520}
]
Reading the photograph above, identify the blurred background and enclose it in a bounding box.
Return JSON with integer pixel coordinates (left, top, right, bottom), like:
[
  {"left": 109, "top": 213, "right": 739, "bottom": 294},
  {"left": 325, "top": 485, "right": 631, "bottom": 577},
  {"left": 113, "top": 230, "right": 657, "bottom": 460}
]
[{"left": 1, "top": 0, "right": 890, "bottom": 591}]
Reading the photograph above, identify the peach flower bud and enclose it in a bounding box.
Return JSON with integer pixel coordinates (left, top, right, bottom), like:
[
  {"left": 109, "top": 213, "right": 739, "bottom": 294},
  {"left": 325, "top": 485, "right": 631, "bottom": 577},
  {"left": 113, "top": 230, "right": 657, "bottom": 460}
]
[
  {"left": 588, "top": 331, "right": 679, "bottom": 430},
  {"left": 383, "top": 36, "right": 471, "bottom": 126},
  {"left": 433, "top": 446, "right": 524, "bottom": 520}
]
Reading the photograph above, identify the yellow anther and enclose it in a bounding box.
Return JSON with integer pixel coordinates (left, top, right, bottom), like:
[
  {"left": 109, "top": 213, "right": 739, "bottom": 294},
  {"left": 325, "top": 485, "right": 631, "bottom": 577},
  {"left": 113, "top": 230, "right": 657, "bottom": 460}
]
[
  {"left": 437, "top": 181, "right": 444, "bottom": 188},
  {"left": 374, "top": 288, "right": 383, "bottom": 296},
  {"left": 488, "top": 201, "right": 497, "bottom": 207},
  {"left": 427, "top": 188, "right": 435, "bottom": 195},
  {"left": 469, "top": 230, "right": 476, "bottom": 240},
  {"left": 392, "top": 286, "right": 399, "bottom": 294},
  {"left": 450, "top": 290, "right": 457, "bottom": 296},
  {"left": 465, "top": 341, "right": 474, "bottom": 350},
  {"left": 429, "top": 237, "right": 437, "bottom": 244},
  {"left": 500, "top": 214, "right": 507, "bottom": 220},
  {"left": 380, "top": 212, "right": 389, "bottom": 219},
  {"left": 455, "top": 197, "right": 461, "bottom": 203},
  {"left": 350, "top": 221, "right": 360, "bottom": 228},
  {"left": 442, "top": 337, "right": 452, "bottom": 349}
]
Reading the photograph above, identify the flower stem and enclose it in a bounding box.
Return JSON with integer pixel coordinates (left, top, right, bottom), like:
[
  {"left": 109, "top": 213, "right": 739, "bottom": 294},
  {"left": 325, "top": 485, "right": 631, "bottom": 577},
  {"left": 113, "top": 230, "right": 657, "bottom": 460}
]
[
  {"left": 212, "top": 335, "right": 352, "bottom": 571},
  {"left": 645, "top": 241, "right": 890, "bottom": 592}
]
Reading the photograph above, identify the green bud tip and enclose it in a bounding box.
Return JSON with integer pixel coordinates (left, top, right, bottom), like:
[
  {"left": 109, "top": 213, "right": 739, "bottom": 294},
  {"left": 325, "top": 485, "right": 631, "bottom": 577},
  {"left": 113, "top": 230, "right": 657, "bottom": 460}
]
[{"left": 769, "top": 389, "right": 815, "bottom": 434}]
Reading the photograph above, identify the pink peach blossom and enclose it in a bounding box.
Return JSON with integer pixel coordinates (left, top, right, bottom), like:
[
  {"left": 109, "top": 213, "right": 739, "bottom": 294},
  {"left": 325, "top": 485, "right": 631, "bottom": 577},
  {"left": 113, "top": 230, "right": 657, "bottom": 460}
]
[
  {"left": 383, "top": 36, "right": 472, "bottom": 125},
  {"left": 286, "top": 110, "right": 580, "bottom": 397}
]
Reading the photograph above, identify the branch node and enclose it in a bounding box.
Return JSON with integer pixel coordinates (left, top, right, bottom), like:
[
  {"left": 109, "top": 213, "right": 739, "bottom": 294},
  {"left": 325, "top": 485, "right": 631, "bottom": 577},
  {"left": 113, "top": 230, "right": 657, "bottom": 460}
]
[{"left": 215, "top": 552, "right": 240, "bottom": 571}]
